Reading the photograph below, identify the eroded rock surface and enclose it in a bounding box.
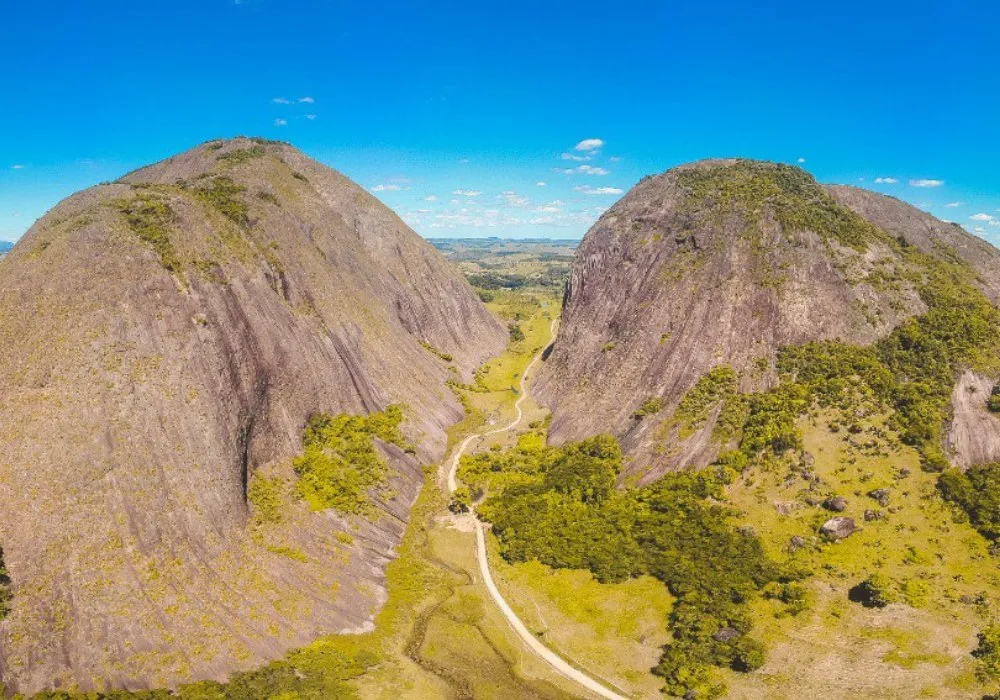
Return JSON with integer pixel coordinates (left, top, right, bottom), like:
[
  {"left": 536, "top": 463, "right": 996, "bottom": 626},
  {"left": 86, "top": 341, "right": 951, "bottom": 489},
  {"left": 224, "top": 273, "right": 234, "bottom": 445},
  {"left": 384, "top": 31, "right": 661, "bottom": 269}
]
[{"left": 0, "top": 138, "right": 505, "bottom": 694}]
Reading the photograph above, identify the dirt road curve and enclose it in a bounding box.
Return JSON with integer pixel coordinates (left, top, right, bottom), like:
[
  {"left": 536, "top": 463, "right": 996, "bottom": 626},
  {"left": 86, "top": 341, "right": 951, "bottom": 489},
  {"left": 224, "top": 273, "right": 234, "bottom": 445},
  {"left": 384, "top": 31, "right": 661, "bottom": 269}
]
[{"left": 445, "top": 320, "right": 629, "bottom": 700}]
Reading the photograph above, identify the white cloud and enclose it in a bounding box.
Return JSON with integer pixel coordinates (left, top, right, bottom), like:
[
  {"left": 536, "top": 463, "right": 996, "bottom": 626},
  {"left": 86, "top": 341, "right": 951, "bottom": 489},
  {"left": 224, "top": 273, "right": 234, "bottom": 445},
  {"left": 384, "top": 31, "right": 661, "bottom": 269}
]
[
  {"left": 971, "top": 213, "right": 995, "bottom": 222},
  {"left": 797, "top": 157, "right": 806, "bottom": 163},
  {"left": 305, "top": 114, "right": 317, "bottom": 120},
  {"left": 561, "top": 152, "right": 591, "bottom": 162},
  {"left": 424, "top": 195, "right": 438, "bottom": 202},
  {"left": 10, "top": 164, "right": 24, "bottom": 170},
  {"left": 575, "top": 186, "right": 624, "bottom": 195},
  {"left": 298, "top": 96, "right": 315, "bottom": 104},
  {"left": 498, "top": 191, "right": 528, "bottom": 207},
  {"left": 574, "top": 138, "right": 604, "bottom": 151},
  {"left": 272, "top": 97, "right": 291, "bottom": 104},
  {"left": 452, "top": 189, "right": 482, "bottom": 197},
  {"left": 990, "top": 220, "right": 1000, "bottom": 227},
  {"left": 910, "top": 178, "right": 944, "bottom": 188},
  {"left": 609, "top": 156, "right": 623, "bottom": 163},
  {"left": 458, "top": 158, "right": 470, "bottom": 164},
  {"left": 274, "top": 118, "right": 288, "bottom": 127},
  {"left": 944, "top": 202, "right": 961, "bottom": 208},
  {"left": 535, "top": 181, "right": 547, "bottom": 187},
  {"left": 371, "top": 184, "right": 402, "bottom": 192},
  {"left": 874, "top": 177, "right": 898, "bottom": 184},
  {"left": 558, "top": 164, "right": 609, "bottom": 176}
]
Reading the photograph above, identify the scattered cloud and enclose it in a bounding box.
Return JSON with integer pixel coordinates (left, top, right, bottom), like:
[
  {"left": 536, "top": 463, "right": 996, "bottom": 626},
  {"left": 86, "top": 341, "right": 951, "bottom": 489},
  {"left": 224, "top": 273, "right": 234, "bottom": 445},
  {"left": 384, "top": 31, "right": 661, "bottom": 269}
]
[
  {"left": 272, "top": 97, "right": 291, "bottom": 104},
  {"left": 557, "top": 165, "right": 609, "bottom": 176},
  {"left": 944, "top": 202, "right": 961, "bottom": 208},
  {"left": 274, "top": 118, "right": 288, "bottom": 127},
  {"left": 535, "top": 200, "right": 565, "bottom": 213},
  {"left": 458, "top": 158, "right": 470, "bottom": 164},
  {"left": 535, "top": 181, "right": 547, "bottom": 187},
  {"left": 424, "top": 195, "right": 438, "bottom": 202},
  {"left": 874, "top": 177, "right": 898, "bottom": 184},
  {"left": 971, "top": 213, "right": 995, "bottom": 222},
  {"left": 561, "top": 152, "right": 592, "bottom": 162},
  {"left": 990, "top": 220, "right": 1000, "bottom": 227},
  {"left": 609, "top": 156, "right": 623, "bottom": 163},
  {"left": 305, "top": 114, "right": 317, "bottom": 120},
  {"left": 298, "top": 97, "right": 315, "bottom": 104},
  {"left": 574, "top": 138, "right": 604, "bottom": 152},
  {"left": 574, "top": 186, "right": 624, "bottom": 195},
  {"left": 371, "top": 184, "right": 402, "bottom": 192},
  {"left": 452, "top": 189, "right": 482, "bottom": 197},
  {"left": 498, "top": 191, "right": 528, "bottom": 207},
  {"left": 797, "top": 157, "right": 806, "bottom": 163},
  {"left": 10, "top": 164, "right": 24, "bottom": 170},
  {"left": 910, "top": 178, "right": 944, "bottom": 188}
]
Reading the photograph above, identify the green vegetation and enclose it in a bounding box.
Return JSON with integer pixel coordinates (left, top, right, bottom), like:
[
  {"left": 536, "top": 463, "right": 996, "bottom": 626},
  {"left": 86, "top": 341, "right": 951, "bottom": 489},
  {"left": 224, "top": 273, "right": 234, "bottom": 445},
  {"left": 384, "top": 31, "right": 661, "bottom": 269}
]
[
  {"left": 848, "top": 572, "right": 899, "bottom": 608},
  {"left": 256, "top": 190, "right": 280, "bottom": 206},
  {"left": 0, "top": 547, "right": 11, "bottom": 621},
  {"left": 115, "top": 194, "right": 182, "bottom": 272},
  {"left": 633, "top": 396, "right": 664, "bottom": 419},
  {"left": 419, "top": 340, "right": 454, "bottom": 362},
  {"left": 508, "top": 322, "right": 525, "bottom": 342},
  {"left": 216, "top": 145, "right": 267, "bottom": 166},
  {"left": 466, "top": 432, "right": 793, "bottom": 698},
  {"left": 188, "top": 176, "right": 250, "bottom": 228},
  {"left": 938, "top": 462, "right": 1000, "bottom": 545},
  {"left": 676, "top": 160, "right": 886, "bottom": 252},
  {"left": 675, "top": 366, "right": 739, "bottom": 438},
  {"left": 247, "top": 474, "right": 286, "bottom": 526},
  {"left": 973, "top": 627, "right": 1000, "bottom": 684},
  {"left": 989, "top": 382, "right": 1000, "bottom": 413},
  {"left": 293, "top": 405, "right": 409, "bottom": 515}
]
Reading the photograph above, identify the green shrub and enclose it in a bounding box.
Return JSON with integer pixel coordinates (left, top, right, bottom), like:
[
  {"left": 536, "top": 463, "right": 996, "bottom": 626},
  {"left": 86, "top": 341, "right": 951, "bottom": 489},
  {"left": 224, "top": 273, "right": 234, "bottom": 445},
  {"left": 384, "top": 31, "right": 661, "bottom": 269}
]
[
  {"left": 633, "top": 396, "right": 664, "bottom": 419},
  {"left": 849, "top": 573, "right": 899, "bottom": 608},
  {"left": 217, "top": 145, "right": 267, "bottom": 166},
  {"left": 938, "top": 463, "right": 1000, "bottom": 542},
  {"left": 974, "top": 627, "right": 1000, "bottom": 683},
  {"left": 508, "top": 322, "right": 525, "bottom": 342},
  {"left": 247, "top": 475, "right": 286, "bottom": 525},
  {"left": 115, "top": 194, "right": 182, "bottom": 272},
  {"left": 449, "top": 486, "right": 471, "bottom": 513},
  {"left": 989, "top": 383, "right": 1000, "bottom": 413},
  {"left": 293, "top": 405, "right": 408, "bottom": 516},
  {"left": 0, "top": 547, "right": 11, "bottom": 621},
  {"left": 189, "top": 176, "right": 250, "bottom": 228}
]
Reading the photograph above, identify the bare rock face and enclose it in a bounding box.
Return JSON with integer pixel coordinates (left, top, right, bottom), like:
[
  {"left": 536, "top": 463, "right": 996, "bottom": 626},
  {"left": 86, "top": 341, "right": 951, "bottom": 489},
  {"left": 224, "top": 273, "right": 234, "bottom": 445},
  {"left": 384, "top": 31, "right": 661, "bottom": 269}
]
[
  {"left": 535, "top": 159, "right": 1000, "bottom": 482},
  {"left": 947, "top": 370, "right": 1000, "bottom": 468},
  {"left": 0, "top": 138, "right": 505, "bottom": 694}
]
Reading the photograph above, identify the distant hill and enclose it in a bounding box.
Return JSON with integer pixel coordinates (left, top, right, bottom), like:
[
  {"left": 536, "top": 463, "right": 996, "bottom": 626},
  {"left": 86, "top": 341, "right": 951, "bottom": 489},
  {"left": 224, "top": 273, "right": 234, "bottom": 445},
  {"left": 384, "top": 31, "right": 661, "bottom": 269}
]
[
  {"left": 536, "top": 159, "right": 1000, "bottom": 482},
  {"left": 0, "top": 137, "right": 505, "bottom": 694}
]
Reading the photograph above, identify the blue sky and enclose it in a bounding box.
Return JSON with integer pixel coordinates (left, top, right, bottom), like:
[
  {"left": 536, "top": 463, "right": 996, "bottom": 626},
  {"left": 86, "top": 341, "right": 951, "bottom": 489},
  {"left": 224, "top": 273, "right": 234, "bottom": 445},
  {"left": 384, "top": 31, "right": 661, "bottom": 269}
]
[{"left": 2, "top": 0, "right": 998, "bottom": 243}]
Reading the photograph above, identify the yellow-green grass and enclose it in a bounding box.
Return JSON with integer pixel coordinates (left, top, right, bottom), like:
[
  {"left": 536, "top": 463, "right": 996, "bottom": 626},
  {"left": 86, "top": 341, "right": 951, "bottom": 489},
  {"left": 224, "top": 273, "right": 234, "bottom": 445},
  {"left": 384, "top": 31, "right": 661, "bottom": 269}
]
[
  {"left": 445, "top": 289, "right": 559, "bottom": 454},
  {"left": 488, "top": 534, "right": 674, "bottom": 699},
  {"left": 718, "top": 412, "right": 997, "bottom": 698}
]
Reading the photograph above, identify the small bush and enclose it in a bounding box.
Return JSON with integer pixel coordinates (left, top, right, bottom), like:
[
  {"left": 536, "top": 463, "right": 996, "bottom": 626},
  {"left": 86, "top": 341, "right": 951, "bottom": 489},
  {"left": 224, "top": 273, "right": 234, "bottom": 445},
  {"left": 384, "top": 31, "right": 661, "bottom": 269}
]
[
  {"left": 449, "top": 486, "right": 471, "bottom": 513},
  {"left": 114, "top": 194, "right": 181, "bottom": 272},
  {"left": 0, "top": 547, "right": 11, "bottom": 620},
  {"left": 849, "top": 573, "right": 899, "bottom": 608},
  {"left": 633, "top": 396, "right": 664, "bottom": 419},
  {"left": 973, "top": 626, "right": 1000, "bottom": 683},
  {"left": 988, "top": 383, "right": 1000, "bottom": 413},
  {"left": 217, "top": 145, "right": 267, "bottom": 166},
  {"left": 508, "top": 322, "right": 525, "bottom": 342}
]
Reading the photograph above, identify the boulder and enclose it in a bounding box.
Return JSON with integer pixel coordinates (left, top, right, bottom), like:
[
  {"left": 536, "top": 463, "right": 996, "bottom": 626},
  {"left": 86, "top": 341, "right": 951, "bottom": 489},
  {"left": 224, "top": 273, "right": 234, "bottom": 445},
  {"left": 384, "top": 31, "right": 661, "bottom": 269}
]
[{"left": 821, "top": 516, "right": 856, "bottom": 539}]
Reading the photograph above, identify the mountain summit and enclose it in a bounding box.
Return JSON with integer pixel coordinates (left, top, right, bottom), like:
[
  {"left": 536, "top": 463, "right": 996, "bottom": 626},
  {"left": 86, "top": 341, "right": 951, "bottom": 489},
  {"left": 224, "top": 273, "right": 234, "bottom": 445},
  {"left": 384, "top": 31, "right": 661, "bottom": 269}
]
[
  {"left": 535, "top": 159, "right": 1000, "bottom": 482},
  {"left": 0, "top": 138, "right": 504, "bottom": 693}
]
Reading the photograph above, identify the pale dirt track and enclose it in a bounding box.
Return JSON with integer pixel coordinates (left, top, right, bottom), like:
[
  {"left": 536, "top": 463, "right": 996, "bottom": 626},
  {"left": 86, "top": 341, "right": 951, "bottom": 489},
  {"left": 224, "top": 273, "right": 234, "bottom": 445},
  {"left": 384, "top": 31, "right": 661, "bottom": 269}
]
[{"left": 444, "top": 320, "right": 629, "bottom": 700}]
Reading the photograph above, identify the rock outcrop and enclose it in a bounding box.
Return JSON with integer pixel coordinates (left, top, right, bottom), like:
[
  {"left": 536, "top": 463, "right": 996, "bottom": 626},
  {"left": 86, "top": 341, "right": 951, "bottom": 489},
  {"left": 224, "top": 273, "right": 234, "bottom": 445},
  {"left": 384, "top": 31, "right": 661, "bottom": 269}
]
[
  {"left": 535, "top": 159, "right": 1000, "bottom": 481},
  {"left": 0, "top": 138, "right": 505, "bottom": 694}
]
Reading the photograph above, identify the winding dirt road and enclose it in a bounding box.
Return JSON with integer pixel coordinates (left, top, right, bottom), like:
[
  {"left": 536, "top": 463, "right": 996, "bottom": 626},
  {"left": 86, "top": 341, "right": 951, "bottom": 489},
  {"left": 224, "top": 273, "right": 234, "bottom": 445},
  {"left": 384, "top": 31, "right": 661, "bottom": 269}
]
[{"left": 445, "top": 320, "right": 629, "bottom": 700}]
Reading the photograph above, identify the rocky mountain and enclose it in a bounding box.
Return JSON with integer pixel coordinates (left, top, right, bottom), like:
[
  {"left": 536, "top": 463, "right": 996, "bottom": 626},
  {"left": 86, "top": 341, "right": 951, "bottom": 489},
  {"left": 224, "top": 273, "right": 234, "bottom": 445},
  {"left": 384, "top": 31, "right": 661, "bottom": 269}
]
[
  {"left": 535, "top": 159, "right": 1000, "bottom": 482},
  {"left": 0, "top": 137, "right": 505, "bottom": 694}
]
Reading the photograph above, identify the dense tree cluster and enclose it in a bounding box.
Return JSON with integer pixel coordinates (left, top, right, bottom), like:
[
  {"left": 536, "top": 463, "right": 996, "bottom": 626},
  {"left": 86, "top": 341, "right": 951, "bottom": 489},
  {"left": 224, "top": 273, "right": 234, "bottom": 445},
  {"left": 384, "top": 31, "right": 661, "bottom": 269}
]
[{"left": 465, "top": 433, "right": 793, "bottom": 698}]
